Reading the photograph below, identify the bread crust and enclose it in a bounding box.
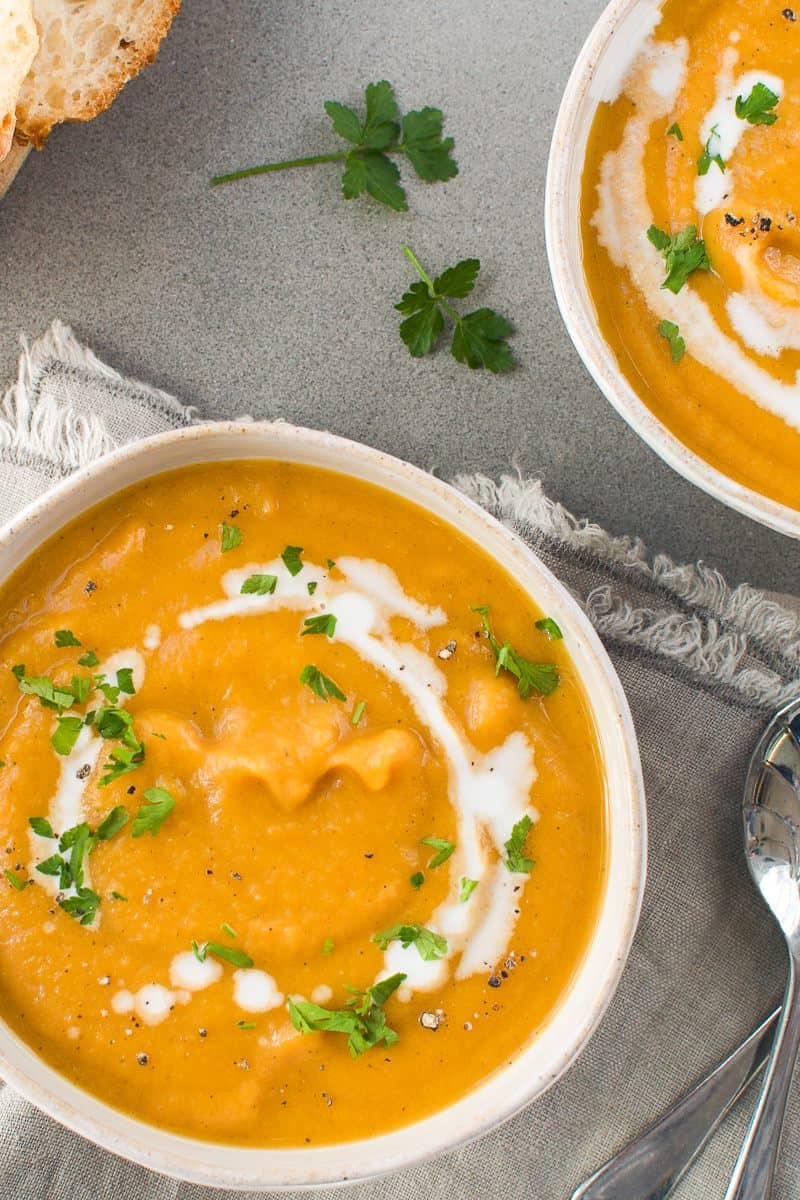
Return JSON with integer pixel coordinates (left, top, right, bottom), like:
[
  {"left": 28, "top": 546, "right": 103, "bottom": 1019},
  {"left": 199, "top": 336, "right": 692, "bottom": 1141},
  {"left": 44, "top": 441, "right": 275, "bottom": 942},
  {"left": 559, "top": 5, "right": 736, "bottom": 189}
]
[{"left": 15, "top": 0, "right": 182, "bottom": 148}]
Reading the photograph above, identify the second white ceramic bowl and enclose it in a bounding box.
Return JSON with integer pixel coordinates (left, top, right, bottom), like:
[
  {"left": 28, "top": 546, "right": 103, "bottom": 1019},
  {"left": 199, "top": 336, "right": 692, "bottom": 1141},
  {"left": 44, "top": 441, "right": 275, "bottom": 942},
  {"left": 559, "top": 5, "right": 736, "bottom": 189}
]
[
  {"left": 545, "top": 0, "right": 800, "bottom": 539},
  {"left": 0, "top": 421, "right": 646, "bottom": 1189}
]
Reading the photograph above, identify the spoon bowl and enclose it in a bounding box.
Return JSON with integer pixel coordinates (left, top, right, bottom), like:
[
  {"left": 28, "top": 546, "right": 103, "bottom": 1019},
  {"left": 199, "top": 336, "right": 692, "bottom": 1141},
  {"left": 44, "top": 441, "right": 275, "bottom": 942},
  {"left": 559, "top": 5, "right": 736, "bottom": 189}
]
[{"left": 726, "top": 697, "right": 800, "bottom": 1199}]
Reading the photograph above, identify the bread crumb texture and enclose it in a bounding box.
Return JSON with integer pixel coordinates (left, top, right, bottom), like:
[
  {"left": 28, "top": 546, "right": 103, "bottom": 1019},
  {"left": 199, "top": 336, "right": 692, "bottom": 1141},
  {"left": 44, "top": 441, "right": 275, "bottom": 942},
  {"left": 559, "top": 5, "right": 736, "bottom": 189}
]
[
  {"left": 13, "top": 0, "right": 181, "bottom": 148},
  {"left": 0, "top": 1, "right": 39, "bottom": 159}
]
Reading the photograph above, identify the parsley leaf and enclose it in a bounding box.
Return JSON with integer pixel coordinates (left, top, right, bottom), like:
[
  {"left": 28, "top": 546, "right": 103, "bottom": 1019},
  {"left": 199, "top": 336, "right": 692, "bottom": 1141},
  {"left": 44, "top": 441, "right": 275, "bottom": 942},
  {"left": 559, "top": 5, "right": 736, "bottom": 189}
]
[
  {"left": 99, "top": 743, "right": 145, "bottom": 786},
  {"left": 459, "top": 877, "right": 479, "bottom": 902},
  {"left": 410, "top": 870, "right": 425, "bottom": 889},
  {"left": 397, "top": 247, "right": 515, "bottom": 372},
  {"left": 351, "top": 700, "right": 366, "bottom": 726},
  {"left": 4, "top": 869, "right": 30, "bottom": 891},
  {"left": 307, "top": 581, "right": 318, "bottom": 595},
  {"left": 535, "top": 617, "right": 563, "bottom": 640},
  {"left": 96, "top": 806, "right": 129, "bottom": 840},
  {"left": 420, "top": 835, "right": 456, "bottom": 868},
  {"left": 212, "top": 81, "right": 457, "bottom": 212},
  {"left": 472, "top": 605, "right": 559, "bottom": 697},
  {"left": 288, "top": 972, "right": 406, "bottom": 1057},
  {"left": 238, "top": 1020, "right": 257, "bottom": 1030},
  {"left": 116, "top": 668, "right": 136, "bottom": 696},
  {"left": 300, "top": 664, "right": 346, "bottom": 702},
  {"left": 192, "top": 939, "right": 254, "bottom": 969},
  {"left": 58, "top": 887, "right": 100, "bottom": 926},
  {"left": 666, "top": 122, "right": 683, "bottom": 141},
  {"left": 302, "top": 614, "right": 337, "bottom": 638},
  {"left": 111, "top": 890, "right": 128, "bottom": 901},
  {"left": 221, "top": 522, "right": 242, "bottom": 553},
  {"left": 241, "top": 574, "right": 277, "bottom": 596},
  {"left": 78, "top": 649, "right": 99, "bottom": 668},
  {"left": 28, "top": 816, "right": 54, "bottom": 838},
  {"left": 60, "top": 821, "right": 94, "bottom": 888},
  {"left": 373, "top": 923, "right": 448, "bottom": 961},
  {"left": 281, "top": 545, "right": 304, "bottom": 576},
  {"left": 735, "top": 82, "right": 780, "bottom": 125},
  {"left": 131, "top": 787, "right": 175, "bottom": 837},
  {"left": 647, "top": 224, "right": 711, "bottom": 293},
  {"left": 55, "top": 629, "right": 81, "bottom": 647},
  {"left": 16, "top": 672, "right": 75, "bottom": 712},
  {"left": 658, "top": 319, "right": 686, "bottom": 363},
  {"left": 322, "top": 937, "right": 335, "bottom": 956},
  {"left": 504, "top": 814, "right": 534, "bottom": 874},
  {"left": 51, "top": 715, "right": 84, "bottom": 756},
  {"left": 697, "top": 126, "right": 725, "bottom": 176}
]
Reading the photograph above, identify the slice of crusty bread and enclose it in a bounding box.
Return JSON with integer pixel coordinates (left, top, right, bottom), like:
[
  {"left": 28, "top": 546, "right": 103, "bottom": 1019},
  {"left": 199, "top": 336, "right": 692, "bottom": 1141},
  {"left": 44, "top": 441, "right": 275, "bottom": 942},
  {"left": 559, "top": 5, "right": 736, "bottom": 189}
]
[
  {"left": 15, "top": 0, "right": 181, "bottom": 149},
  {"left": 0, "top": 1, "right": 38, "bottom": 159}
]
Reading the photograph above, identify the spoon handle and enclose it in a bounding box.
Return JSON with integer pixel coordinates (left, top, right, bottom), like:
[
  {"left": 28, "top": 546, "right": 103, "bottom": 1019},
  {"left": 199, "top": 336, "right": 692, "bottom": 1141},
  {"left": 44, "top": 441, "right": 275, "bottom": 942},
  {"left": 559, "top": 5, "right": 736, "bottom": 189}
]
[
  {"left": 570, "top": 1008, "right": 779, "bottom": 1200},
  {"left": 725, "top": 962, "right": 800, "bottom": 1200}
]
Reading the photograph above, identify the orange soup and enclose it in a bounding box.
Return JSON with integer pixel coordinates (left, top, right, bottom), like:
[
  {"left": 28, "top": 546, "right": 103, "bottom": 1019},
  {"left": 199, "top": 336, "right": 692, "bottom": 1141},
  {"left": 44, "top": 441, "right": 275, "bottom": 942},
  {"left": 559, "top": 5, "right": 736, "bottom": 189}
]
[
  {"left": 581, "top": 0, "right": 800, "bottom": 511},
  {"left": 0, "top": 461, "right": 606, "bottom": 1146}
]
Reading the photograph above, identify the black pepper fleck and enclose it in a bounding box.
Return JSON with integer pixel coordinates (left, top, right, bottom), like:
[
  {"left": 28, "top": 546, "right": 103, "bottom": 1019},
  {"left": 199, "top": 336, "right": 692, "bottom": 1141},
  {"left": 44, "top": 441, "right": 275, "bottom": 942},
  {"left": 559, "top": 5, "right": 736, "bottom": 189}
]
[
  {"left": 75, "top": 764, "right": 91, "bottom": 781},
  {"left": 725, "top": 213, "right": 744, "bottom": 226},
  {"left": 84, "top": 581, "right": 97, "bottom": 594},
  {"left": 136, "top": 1052, "right": 148, "bottom": 1066},
  {"left": 760, "top": 216, "right": 772, "bottom": 232},
  {"left": 487, "top": 975, "right": 502, "bottom": 989}
]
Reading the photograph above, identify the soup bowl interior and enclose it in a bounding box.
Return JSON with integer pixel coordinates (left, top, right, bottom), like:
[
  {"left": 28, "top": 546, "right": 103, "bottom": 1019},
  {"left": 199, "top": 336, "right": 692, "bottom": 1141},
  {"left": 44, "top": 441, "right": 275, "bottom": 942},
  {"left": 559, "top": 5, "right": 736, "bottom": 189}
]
[
  {"left": 0, "top": 421, "right": 645, "bottom": 1190},
  {"left": 545, "top": 0, "right": 800, "bottom": 539}
]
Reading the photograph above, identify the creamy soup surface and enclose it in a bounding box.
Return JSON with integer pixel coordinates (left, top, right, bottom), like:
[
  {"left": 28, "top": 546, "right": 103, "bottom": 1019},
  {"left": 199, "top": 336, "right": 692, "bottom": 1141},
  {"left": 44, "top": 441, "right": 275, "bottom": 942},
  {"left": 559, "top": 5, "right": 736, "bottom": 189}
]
[
  {"left": 582, "top": 0, "right": 800, "bottom": 511},
  {"left": 0, "top": 461, "right": 606, "bottom": 1146}
]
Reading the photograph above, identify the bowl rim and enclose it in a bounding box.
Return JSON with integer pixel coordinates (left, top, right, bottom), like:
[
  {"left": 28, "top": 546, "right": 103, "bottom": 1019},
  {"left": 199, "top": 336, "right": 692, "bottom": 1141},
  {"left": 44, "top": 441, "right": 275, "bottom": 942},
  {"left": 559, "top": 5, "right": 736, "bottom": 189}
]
[
  {"left": 545, "top": 0, "right": 800, "bottom": 540},
  {"left": 0, "top": 420, "right": 646, "bottom": 1190}
]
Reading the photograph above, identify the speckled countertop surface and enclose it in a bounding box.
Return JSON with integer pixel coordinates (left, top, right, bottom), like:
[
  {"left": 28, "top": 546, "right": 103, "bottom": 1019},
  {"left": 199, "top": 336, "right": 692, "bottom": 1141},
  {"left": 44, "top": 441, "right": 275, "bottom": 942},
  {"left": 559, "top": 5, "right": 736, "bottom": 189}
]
[{"left": 0, "top": 0, "right": 794, "bottom": 590}]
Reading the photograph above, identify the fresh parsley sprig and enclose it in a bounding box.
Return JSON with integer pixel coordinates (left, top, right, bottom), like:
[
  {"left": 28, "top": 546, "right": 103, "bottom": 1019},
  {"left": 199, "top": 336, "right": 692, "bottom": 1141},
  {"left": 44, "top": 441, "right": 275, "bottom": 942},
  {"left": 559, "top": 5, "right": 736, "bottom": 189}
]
[
  {"left": 504, "top": 814, "right": 534, "bottom": 874},
  {"left": 211, "top": 81, "right": 457, "bottom": 212},
  {"left": 396, "top": 246, "right": 515, "bottom": 372},
  {"left": 373, "top": 923, "right": 448, "bottom": 961}
]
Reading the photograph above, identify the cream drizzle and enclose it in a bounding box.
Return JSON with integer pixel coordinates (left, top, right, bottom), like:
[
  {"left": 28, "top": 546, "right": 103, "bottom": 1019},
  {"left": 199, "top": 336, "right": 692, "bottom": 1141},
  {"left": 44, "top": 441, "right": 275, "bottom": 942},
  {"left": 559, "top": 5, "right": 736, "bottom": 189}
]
[
  {"left": 592, "top": 37, "right": 800, "bottom": 431},
  {"left": 179, "top": 556, "right": 539, "bottom": 996}
]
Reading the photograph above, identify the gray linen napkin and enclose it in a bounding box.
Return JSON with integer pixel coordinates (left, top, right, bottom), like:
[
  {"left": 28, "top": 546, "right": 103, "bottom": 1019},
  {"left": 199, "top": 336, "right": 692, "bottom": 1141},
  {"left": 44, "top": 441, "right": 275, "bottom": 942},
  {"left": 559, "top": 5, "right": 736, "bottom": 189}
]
[{"left": 1, "top": 322, "right": 799, "bottom": 1200}]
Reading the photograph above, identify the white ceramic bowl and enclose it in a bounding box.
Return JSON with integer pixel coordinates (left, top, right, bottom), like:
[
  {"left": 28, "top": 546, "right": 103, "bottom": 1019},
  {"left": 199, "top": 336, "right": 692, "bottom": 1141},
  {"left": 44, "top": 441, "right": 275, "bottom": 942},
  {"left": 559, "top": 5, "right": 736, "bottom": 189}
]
[
  {"left": 0, "top": 422, "right": 646, "bottom": 1190},
  {"left": 546, "top": 0, "right": 800, "bottom": 539}
]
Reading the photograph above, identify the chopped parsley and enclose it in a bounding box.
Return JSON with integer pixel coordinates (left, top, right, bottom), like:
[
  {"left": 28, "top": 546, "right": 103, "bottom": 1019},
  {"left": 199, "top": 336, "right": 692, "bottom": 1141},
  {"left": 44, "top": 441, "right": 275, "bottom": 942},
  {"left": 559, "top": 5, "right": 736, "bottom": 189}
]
[
  {"left": 307, "top": 581, "right": 318, "bottom": 596},
  {"left": 322, "top": 937, "right": 335, "bottom": 956},
  {"left": 4, "top": 869, "right": 30, "bottom": 890},
  {"left": 58, "top": 887, "right": 101, "bottom": 926},
  {"left": 221, "top": 922, "right": 238, "bottom": 939},
  {"left": 237, "top": 1020, "right": 257, "bottom": 1030},
  {"left": 288, "top": 972, "right": 406, "bottom": 1057},
  {"left": 459, "top": 877, "right": 479, "bottom": 902},
  {"left": 504, "top": 814, "right": 534, "bottom": 874},
  {"left": 472, "top": 605, "right": 559, "bottom": 697},
  {"left": 54, "top": 629, "right": 81, "bottom": 648},
  {"left": 111, "top": 890, "right": 128, "bottom": 901},
  {"left": 220, "top": 522, "right": 242, "bottom": 553},
  {"left": 78, "top": 649, "right": 99, "bottom": 668},
  {"left": 302, "top": 614, "right": 337, "bottom": 638},
  {"left": 658, "top": 319, "right": 686, "bottom": 364},
  {"left": 373, "top": 923, "right": 448, "bottom": 961},
  {"left": 409, "top": 870, "right": 425, "bottom": 889},
  {"left": 96, "top": 806, "right": 129, "bottom": 840},
  {"left": 281, "top": 545, "right": 304, "bottom": 576},
  {"left": 351, "top": 700, "right": 366, "bottom": 725},
  {"left": 241, "top": 573, "right": 277, "bottom": 596},
  {"left": 131, "top": 787, "right": 175, "bottom": 837},
  {"left": 28, "top": 816, "right": 54, "bottom": 838},
  {"left": 15, "top": 672, "right": 75, "bottom": 712},
  {"left": 647, "top": 224, "right": 710, "bottom": 294},
  {"left": 420, "top": 835, "right": 455, "bottom": 868},
  {"left": 51, "top": 715, "right": 83, "bottom": 757},
  {"left": 192, "top": 939, "right": 254, "bottom": 969},
  {"left": 535, "top": 617, "right": 563, "bottom": 640},
  {"left": 326, "top": 558, "right": 336, "bottom": 570},
  {"left": 736, "top": 82, "right": 780, "bottom": 126},
  {"left": 300, "top": 664, "right": 346, "bottom": 702},
  {"left": 666, "top": 121, "right": 683, "bottom": 141},
  {"left": 116, "top": 668, "right": 136, "bottom": 696},
  {"left": 697, "top": 126, "right": 725, "bottom": 176}
]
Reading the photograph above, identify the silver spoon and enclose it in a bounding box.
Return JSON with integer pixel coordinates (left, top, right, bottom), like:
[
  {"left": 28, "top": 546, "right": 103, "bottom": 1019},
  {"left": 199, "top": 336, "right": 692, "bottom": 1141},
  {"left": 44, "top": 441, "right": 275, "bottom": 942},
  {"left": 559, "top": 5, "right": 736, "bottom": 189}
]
[
  {"left": 571, "top": 1007, "right": 779, "bottom": 1200},
  {"left": 724, "top": 696, "right": 800, "bottom": 1200}
]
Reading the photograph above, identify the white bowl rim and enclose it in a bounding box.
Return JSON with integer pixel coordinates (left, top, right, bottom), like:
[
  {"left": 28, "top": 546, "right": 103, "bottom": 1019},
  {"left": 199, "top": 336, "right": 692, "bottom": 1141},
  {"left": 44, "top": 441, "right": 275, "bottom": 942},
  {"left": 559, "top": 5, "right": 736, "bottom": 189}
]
[
  {"left": 545, "top": 0, "right": 800, "bottom": 540},
  {"left": 0, "top": 420, "right": 646, "bottom": 1190}
]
